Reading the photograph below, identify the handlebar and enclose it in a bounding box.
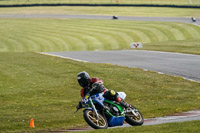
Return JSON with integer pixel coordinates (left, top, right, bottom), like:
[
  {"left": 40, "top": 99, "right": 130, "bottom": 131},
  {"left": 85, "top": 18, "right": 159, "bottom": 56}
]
[{"left": 74, "top": 87, "right": 95, "bottom": 114}]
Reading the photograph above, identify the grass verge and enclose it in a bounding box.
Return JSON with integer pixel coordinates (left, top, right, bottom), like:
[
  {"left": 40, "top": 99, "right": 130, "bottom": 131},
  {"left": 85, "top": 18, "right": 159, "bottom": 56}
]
[
  {"left": 0, "top": 6, "right": 200, "bottom": 17},
  {"left": 0, "top": 52, "right": 199, "bottom": 132},
  {"left": 79, "top": 120, "right": 200, "bottom": 133},
  {"left": 136, "top": 40, "right": 200, "bottom": 55}
]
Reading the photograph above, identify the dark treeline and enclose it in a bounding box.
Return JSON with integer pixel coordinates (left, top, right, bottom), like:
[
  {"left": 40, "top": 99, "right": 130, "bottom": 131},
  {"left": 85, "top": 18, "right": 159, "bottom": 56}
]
[{"left": 0, "top": 3, "right": 200, "bottom": 8}]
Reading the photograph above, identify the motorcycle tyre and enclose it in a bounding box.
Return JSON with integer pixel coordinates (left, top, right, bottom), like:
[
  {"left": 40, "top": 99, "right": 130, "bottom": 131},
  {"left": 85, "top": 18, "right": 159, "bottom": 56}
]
[
  {"left": 83, "top": 109, "right": 108, "bottom": 129},
  {"left": 125, "top": 109, "right": 144, "bottom": 126}
]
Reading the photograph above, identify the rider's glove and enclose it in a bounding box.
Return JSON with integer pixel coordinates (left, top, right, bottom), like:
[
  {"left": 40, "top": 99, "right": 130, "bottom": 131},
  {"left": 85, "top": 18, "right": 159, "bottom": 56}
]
[
  {"left": 92, "top": 82, "right": 100, "bottom": 90},
  {"left": 76, "top": 101, "right": 83, "bottom": 109}
]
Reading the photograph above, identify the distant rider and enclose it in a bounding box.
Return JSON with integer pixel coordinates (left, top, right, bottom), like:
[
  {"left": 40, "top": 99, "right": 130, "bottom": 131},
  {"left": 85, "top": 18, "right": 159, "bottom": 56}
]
[{"left": 76, "top": 71, "right": 130, "bottom": 109}]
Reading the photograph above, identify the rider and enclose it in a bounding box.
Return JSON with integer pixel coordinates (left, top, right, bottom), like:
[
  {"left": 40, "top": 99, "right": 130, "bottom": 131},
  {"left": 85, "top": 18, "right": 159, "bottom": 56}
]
[{"left": 76, "top": 71, "right": 130, "bottom": 109}]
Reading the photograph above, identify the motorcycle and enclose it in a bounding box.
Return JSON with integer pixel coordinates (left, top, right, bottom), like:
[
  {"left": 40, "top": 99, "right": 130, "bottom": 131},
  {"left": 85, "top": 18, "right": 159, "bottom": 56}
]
[{"left": 75, "top": 88, "right": 144, "bottom": 129}]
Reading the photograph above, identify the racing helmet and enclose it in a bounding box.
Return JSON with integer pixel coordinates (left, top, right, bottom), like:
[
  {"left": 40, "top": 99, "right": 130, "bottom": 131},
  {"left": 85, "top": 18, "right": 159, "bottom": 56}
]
[{"left": 77, "top": 71, "right": 90, "bottom": 88}]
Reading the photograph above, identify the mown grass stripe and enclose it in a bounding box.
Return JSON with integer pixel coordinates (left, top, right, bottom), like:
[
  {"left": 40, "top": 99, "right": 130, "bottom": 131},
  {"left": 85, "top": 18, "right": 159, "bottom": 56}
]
[
  {"left": 24, "top": 23, "right": 105, "bottom": 51},
  {"left": 145, "top": 24, "right": 179, "bottom": 41},
  {"left": 82, "top": 22, "right": 164, "bottom": 43},
  {"left": 44, "top": 25, "right": 120, "bottom": 50},
  {"left": 16, "top": 36, "right": 40, "bottom": 52},
  {"left": 63, "top": 27, "right": 121, "bottom": 49},
  {"left": 63, "top": 36, "right": 87, "bottom": 51},
  {"left": 180, "top": 24, "right": 200, "bottom": 40},
  {"left": 13, "top": 27, "right": 74, "bottom": 52},
  {"left": 55, "top": 23, "right": 142, "bottom": 48},
  {"left": 25, "top": 28, "right": 84, "bottom": 51},
  {"left": 0, "top": 35, "right": 25, "bottom": 52},
  {"left": 28, "top": 19, "right": 195, "bottom": 43},
  {"left": 167, "top": 23, "right": 191, "bottom": 40},
  {"left": 104, "top": 22, "right": 180, "bottom": 42},
  {"left": 5, "top": 30, "right": 59, "bottom": 52},
  {"left": 25, "top": 20, "right": 132, "bottom": 49},
  {"left": 0, "top": 19, "right": 199, "bottom": 52},
  {"left": 3, "top": 31, "right": 44, "bottom": 52},
  {"left": 154, "top": 23, "right": 187, "bottom": 40},
  {"left": 0, "top": 30, "right": 29, "bottom": 51},
  {"left": 21, "top": 28, "right": 70, "bottom": 51},
  {"left": 0, "top": 38, "right": 8, "bottom": 52}
]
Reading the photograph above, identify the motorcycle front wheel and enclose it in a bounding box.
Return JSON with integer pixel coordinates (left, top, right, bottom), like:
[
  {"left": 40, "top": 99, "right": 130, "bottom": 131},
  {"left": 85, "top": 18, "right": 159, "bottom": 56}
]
[
  {"left": 83, "top": 110, "right": 108, "bottom": 129},
  {"left": 125, "top": 107, "right": 144, "bottom": 126}
]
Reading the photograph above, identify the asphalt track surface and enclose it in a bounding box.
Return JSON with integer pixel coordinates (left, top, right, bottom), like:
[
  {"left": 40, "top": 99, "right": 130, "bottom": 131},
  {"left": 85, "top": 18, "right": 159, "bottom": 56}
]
[
  {"left": 0, "top": 14, "right": 200, "bottom": 26},
  {"left": 44, "top": 50, "right": 200, "bottom": 82}
]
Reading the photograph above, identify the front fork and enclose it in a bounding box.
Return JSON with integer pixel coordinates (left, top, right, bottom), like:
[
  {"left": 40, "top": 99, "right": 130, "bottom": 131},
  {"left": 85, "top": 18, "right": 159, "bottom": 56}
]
[
  {"left": 125, "top": 107, "right": 139, "bottom": 117},
  {"left": 90, "top": 98, "right": 99, "bottom": 120}
]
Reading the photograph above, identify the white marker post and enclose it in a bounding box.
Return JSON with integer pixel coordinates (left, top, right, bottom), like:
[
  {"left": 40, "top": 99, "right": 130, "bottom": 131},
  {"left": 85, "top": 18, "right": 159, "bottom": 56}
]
[{"left": 130, "top": 42, "right": 143, "bottom": 48}]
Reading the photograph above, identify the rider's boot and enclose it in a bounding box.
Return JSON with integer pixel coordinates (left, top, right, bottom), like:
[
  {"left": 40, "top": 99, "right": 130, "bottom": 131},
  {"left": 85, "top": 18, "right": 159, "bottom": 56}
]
[
  {"left": 116, "top": 97, "right": 131, "bottom": 108},
  {"left": 120, "top": 100, "right": 131, "bottom": 108}
]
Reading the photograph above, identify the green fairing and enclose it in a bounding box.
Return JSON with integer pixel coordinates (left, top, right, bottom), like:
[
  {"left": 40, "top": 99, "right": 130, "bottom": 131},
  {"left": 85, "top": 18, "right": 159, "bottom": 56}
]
[
  {"left": 106, "top": 110, "right": 125, "bottom": 117},
  {"left": 88, "top": 100, "right": 125, "bottom": 117},
  {"left": 104, "top": 100, "right": 124, "bottom": 112}
]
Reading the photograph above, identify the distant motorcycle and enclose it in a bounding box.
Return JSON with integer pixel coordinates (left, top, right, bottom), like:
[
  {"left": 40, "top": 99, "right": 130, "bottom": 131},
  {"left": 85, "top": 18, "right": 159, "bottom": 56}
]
[
  {"left": 75, "top": 88, "right": 144, "bottom": 129},
  {"left": 113, "top": 16, "right": 118, "bottom": 20}
]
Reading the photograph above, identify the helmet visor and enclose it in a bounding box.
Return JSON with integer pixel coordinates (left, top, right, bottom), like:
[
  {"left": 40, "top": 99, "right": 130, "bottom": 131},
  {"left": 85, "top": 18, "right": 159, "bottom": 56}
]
[{"left": 78, "top": 78, "right": 90, "bottom": 87}]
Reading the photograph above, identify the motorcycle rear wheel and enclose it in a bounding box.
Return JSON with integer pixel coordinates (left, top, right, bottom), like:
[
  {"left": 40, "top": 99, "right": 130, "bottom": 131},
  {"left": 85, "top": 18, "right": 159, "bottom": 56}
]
[
  {"left": 125, "top": 107, "right": 144, "bottom": 126},
  {"left": 83, "top": 110, "right": 108, "bottom": 129}
]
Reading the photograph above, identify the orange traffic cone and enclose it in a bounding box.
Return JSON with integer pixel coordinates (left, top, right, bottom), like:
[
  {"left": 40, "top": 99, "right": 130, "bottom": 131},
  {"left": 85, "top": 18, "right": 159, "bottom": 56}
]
[{"left": 30, "top": 118, "right": 35, "bottom": 128}]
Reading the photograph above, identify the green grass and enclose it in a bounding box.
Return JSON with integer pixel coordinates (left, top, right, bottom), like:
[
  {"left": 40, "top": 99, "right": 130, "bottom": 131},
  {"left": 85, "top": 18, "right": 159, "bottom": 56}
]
[
  {"left": 0, "top": 0, "right": 200, "bottom": 5},
  {"left": 137, "top": 40, "right": 200, "bottom": 54},
  {"left": 0, "top": 6, "right": 200, "bottom": 17},
  {"left": 80, "top": 120, "right": 200, "bottom": 133},
  {"left": 0, "top": 19, "right": 200, "bottom": 54},
  {"left": 0, "top": 52, "right": 200, "bottom": 132}
]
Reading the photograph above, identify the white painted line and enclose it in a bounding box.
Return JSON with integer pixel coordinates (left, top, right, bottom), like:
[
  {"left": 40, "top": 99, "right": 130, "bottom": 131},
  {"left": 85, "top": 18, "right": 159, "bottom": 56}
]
[
  {"left": 157, "top": 72, "right": 164, "bottom": 75},
  {"left": 158, "top": 116, "right": 188, "bottom": 120},
  {"left": 188, "top": 110, "right": 200, "bottom": 113},
  {"left": 182, "top": 77, "right": 198, "bottom": 82},
  {"left": 142, "top": 68, "right": 199, "bottom": 83},
  {"left": 38, "top": 52, "right": 89, "bottom": 63}
]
